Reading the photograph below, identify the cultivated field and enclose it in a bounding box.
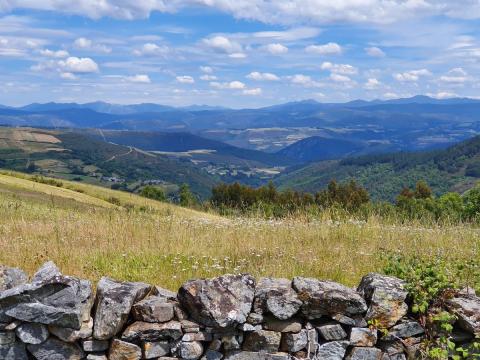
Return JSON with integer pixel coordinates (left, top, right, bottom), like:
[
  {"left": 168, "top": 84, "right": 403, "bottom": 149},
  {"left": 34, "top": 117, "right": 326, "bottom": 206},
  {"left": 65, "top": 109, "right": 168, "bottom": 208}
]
[{"left": 0, "top": 172, "right": 478, "bottom": 291}]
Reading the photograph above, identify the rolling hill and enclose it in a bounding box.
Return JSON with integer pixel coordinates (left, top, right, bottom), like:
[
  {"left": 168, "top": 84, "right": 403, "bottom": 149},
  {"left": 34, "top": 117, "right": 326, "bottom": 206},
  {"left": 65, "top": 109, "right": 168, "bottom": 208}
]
[{"left": 275, "top": 135, "right": 480, "bottom": 201}]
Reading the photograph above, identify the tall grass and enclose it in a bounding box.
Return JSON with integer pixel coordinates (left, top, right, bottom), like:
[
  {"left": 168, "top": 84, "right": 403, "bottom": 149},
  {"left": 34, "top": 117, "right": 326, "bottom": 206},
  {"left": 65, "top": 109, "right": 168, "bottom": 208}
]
[{"left": 0, "top": 172, "right": 479, "bottom": 291}]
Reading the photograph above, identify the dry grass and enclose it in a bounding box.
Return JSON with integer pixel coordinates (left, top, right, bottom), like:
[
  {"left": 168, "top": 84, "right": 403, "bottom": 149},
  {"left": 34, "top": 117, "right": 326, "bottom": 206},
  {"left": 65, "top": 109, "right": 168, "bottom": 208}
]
[{"left": 0, "top": 172, "right": 478, "bottom": 291}]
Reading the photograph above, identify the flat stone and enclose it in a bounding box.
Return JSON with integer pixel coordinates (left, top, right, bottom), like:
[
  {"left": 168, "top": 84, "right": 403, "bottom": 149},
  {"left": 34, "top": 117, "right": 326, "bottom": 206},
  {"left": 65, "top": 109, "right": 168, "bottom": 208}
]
[
  {"left": 280, "top": 329, "right": 307, "bottom": 352},
  {"left": 31, "top": 261, "right": 61, "bottom": 283},
  {"left": 27, "top": 337, "right": 84, "bottom": 360},
  {"left": 0, "top": 331, "right": 15, "bottom": 345},
  {"left": 243, "top": 329, "right": 281, "bottom": 353},
  {"left": 180, "top": 341, "right": 204, "bottom": 359},
  {"left": 182, "top": 331, "right": 212, "bottom": 341},
  {"left": 121, "top": 321, "right": 183, "bottom": 343},
  {"left": 263, "top": 316, "right": 302, "bottom": 333},
  {"left": 253, "top": 278, "right": 301, "bottom": 320},
  {"left": 446, "top": 293, "right": 480, "bottom": 335},
  {"left": 49, "top": 317, "right": 93, "bottom": 342},
  {"left": 109, "top": 339, "right": 141, "bottom": 360},
  {"left": 293, "top": 277, "right": 367, "bottom": 319},
  {"left": 152, "top": 286, "right": 178, "bottom": 300},
  {"left": 358, "top": 273, "right": 408, "bottom": 328},
  {"left": 224, "top": 351, "right": 290, "bottom": 360},
  {"left": 0, "top": 341, "right": 28, "bottom": 360},
  {"left": 143, "top": 341, "right": 170, "bottom": 358},
  {"left": 15, "top": 323, "right": 49, "bottom": 344},
  {"left": 178, "top": 274, "right": 255, "bottom": 328},
  {"left": 202, "top": 349, "right": 223, "bottom": 360},
  {"left": 0, "top": 265, "right": 27, "bottom": 292},
  {"left": 317, "top": 341, "right": 349, "bottom": 360},
  {"left": 346, "top": 347, "right": 383, "bottom": 360},
  {"left": 331, "top": 313, "right": 367, "bottom": 327},
  {"left": 382, "top": 321, "right": 424, "bottom": 341},
  {"left": 82, "top": 339, "right": 109, "bottom": 352},
  {"left": 350, "top": 327, "right": 378, "bottom": 347},
  {"left": 317, "top": 323, "right": 348, "bottom": 341},
  {"left": 93, "top": 277, "right": 151, "bottom": 340},
  {"left": 132, "top": 296, "right": 174, "bottom": 323},
  {"left": 181, "top": 319, "right": 202, "bottom": 333},
  {"left": 86, "top": 355, "right": 108, "bottom": 360}
]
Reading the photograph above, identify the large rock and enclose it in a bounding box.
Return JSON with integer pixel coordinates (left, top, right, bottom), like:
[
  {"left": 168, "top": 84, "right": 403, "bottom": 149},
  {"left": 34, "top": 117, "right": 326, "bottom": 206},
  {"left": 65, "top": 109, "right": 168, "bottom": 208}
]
[
  {"left": 263, "top": 316, "right": 302, "bottom": 333},
  {"left": 31, "top": 261, "right": 61, "bottom": 283},
  {"left": 0, "top": 265, "right": 27, "bottom": 292},
  {"left": 346, "top": 347, "right": 383, "bottom": 360},
  {"left": 382, "top": 321, "right": 424, "bottom": 341},
  {"left": 317, "top": 323, "right": 347, "bottom": 341},
  {"left": 178, "top": 274, "right": 256, "bottom": 328},
  {"left": 317, "top": 341, "right": 349, "bottom": 360},
  {"left": 27, "top": 337, "right": 84, "bottom": 360},
  {"left": 132, "top": 295, "right": 174, "bottom": 323},
  {"left": 292, "top": 277, "right": 367, "bottom": 318},
  {"left": 180, "top": 341, "right": 204, "bottom": 359},
  {"left": 121, "top": 321, "right": 183, "bottom": 343},
  {"left": 350, "top": 327, "right": 377, "bottom": 347},
  {"left": 108, "top": 338, "right": 141, "bottom": 360},
  {"left": 253, "top": 278, "right": 301, "bottom": 320},
  {"left": 358, "top": 273, "right": 408, "bottom": 328},
  {"left": 242, "top": 329, "right": 281, "bottom": 353},
  {"left": 280, "top": 329, "right": 307, "bottom": 352},
  {"left": 0, "top": 341, "right": 29, "bottom": 360},
  {"left": 49, "top": 317, "right": 93, "bottom": 342},
  {"left": 446, "top": 293, "right": 480, "bottom": 335},
  {"left": 93, "top": 277, "right": 151, "bottom": 340},
  {"left": 15, "top": 323, "right": 49, "bottom": 344}
]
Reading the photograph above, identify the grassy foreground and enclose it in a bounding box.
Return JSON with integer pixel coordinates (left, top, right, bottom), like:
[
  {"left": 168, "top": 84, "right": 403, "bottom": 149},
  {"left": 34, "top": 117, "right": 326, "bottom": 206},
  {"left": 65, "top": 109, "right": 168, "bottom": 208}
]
[{"left": 0, "top": 171, "right": 478, "bottom": 291}]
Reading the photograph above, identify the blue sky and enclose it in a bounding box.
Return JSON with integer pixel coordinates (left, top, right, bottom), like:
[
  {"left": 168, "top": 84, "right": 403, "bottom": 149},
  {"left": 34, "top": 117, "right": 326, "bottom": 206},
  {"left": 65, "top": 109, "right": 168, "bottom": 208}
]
[{"left": 1, "top": 1, "right": 480, "bottom": 108}]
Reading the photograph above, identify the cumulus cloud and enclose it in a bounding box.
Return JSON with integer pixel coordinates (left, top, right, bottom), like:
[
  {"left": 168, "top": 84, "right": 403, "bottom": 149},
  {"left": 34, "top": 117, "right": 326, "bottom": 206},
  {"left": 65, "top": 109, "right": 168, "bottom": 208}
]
[
  {"left": 330, "top": 73, "right": 352, "bottom": 83},
  {"left": 242, "top": 87, "right": 262, "bottom": 95},
  {"left": 263, "top": 43, "right": 288, "bottom": 54},
  {"left": 439, "top": 68, "right": 469, "bottom": 83},
  {"left": 320, "top": 62, "right": 357, "bottom": 75},
  {"left": 74, "top": 37, "right": 111, "bottom": 53},
  {"left": 246, "top": 72, "right": 280, "bottom": 81},
  {"left": 125, "top": 74, "right": 151, "bottom": 83},
  {"left": 176, "top": 75, "right": 195, "bottom": 84},
  {"left": 133, "top": 43, "right": 169, "bottom": 56},
  {"left": 305, "top": 42, "right": 342, "bottom": 55},
  {"left": 364, "top": 78, "right": 381, "bottom": 90},
  {"left": 365, "top": 46, "right": 385, "bottom": 57},
  {"left": 60, "top": 72, "right": 77, "bottom": 80},
  {"left": 288, "top": 74, "right": 322, "bottom": 88},
  {"left": 210, "top": 80, "right": 246, "bottom": 89},
  {"left": 200, "top": 66, "right": 213, "bottom": 73},
  {"left": 40, "top": 48, "right": 69, "bottom": 58},
  {"left": 394, "top": 69, "right": 432, "bottom": 82},
  {"left": 58, "top": 57, "right": 99, "bottom": 73},
  {"left": 203, "top": 35, "right": 242, "bottom": 54},
  {"left": 200, "top": 74, "right": 217, "bottom": 81},
  {"left": 427, "top": 91, "right": 458, "bottom": 99}
]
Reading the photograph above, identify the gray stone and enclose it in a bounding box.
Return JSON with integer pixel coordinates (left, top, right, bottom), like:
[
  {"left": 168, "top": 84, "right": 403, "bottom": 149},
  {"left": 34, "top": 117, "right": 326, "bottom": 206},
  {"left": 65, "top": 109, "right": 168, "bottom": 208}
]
[
  {"left": 292, "top": 277, "right": 367, "bottom": 319},
  {"left": 108, "top": 338, "right": 141, "bottom": 360},
  {"left": 82, "top": 339, "right": 109, "bottom": 352},
  {"left": 346, "top": 347, "right": 383, "bottom": 360},
  {"left": 331, "top": 313, "right": 367, "bottom": 327},
  {"left": 202, "top": 349, "right": 223, "bottom": 360},
  {"left": 178, "top": 274, "right": 255, "bottom": 328},
  {"left": 382, "top": 321, "right": 424, "bottom": 341},
  {"left": 254, "top": 278, "right": 301, "bottom": 320},
  {"left": 93, "top": 277, "right": 151, "bottom": 340},
  {"left": 0, "top": 341, "right": 28, "bottom": 360},
  {"left": 358, "top": 273, "right": 408, "bottom": 328},
  {"left": 49, "top": 317, "right": 93, "bottom": 342},
  {"left": 306, "top": 328, "right": 318, "bottom": 357},
  {"left": 121, "top": 321, "right": 183, "bottom": 342},
  {"left": 263, "top": 316, "right": 302, "bottom": 333},
  {"left": 224, "top": 351, "right": 290, "bottom": 360},
  {"left": 247, "top": 313, "right": 263, "bottom": 325},
  {"left": 350, "top": 327, "right": 377, "bottom": 347},
  {"left": 180, "top": 341, "right": 204, "bottom": 359},
  {"left": 237, "top": 323, "right": 259, "bottom": 332},
  {"left": 281, "top": 329, "right": 307, "bottom": 352},
  {"left": 243, "top": 329, "right": 281, "bottom": 352},
  {"left": 132, "top": 296, "right": 174, "bottom": 323},
  {"left": 86, "top": 355, "right": 108, "bottom": 360},
  {"left": 142, "top": 341, "right": 170, "bottom": 358},
  {"left": 31, "top": 261, "right": 61, "bottom": 283},
  {"left": 27, "top": 337, "right": 84, "bottom": 360},
  {"left": 15, "top": 323, "right": 49, "bottom": 344},
  {"left": 446, "top": 293, "right": 480, "bottom": 335},
  {"left": 0, "top": 331, "right": 15, "bottom": 345},
  {"left": 0, "top": 265, "right": 27, "bottom": 292},
  {"left": 152, "top": 286, "right": 177, "bottom": 300},
  {"left": 3, "top": 320, "right": 20, "bottom": 330},
  {"left": 181, "top": 319, "right": 202, "bottom": 333},
  {"left": 317, "top": 323, "right": 348, "bottom": 341},
  {"left": 316, "top": 341, "right": 349, "bottom": 360},
  {"left": 182, "top": 331, "right": 212, "bottom": 341},
  {"left": 6, "top": 302, "right": 81, "bottom": 329}
]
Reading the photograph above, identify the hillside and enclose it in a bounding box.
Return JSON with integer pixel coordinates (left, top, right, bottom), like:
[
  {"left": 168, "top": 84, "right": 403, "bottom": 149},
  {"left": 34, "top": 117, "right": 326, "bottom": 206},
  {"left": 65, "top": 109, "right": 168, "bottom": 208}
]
[
  {"left": 0, "top": 127, "right": 217, "bottom": 198},
  {"left": 275, "top": 135, "right": 480, "bottom": 200}
]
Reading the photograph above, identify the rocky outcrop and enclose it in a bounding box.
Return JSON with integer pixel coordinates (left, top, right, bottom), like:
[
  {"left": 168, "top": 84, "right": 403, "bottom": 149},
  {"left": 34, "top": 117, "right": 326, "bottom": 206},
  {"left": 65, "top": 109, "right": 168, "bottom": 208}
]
[{"left": 0, "top": 263, "right": 479, "bottom": 359}]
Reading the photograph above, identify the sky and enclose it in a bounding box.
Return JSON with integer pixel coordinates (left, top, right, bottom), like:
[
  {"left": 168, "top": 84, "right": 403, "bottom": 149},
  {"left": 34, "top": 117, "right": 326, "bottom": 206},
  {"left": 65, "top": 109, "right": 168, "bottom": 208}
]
[{"left": 1, "top": 1, "right": 480, "bottom": 108}]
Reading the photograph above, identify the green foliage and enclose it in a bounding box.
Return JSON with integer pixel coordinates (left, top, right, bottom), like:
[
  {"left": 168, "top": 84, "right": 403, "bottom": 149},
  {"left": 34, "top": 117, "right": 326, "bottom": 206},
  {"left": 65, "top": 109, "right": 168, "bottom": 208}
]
[
  {"left": 179, "top": 183, "right": 197, "bottom": 207},
  {"left": 140, "top": 185, "right": 166, "bottom": 202},
  {"left": 31, "top": 175, "right": 64, "bottom": 187},
  {"left": 463, "top": 186, "right": 480, "bottom": 220}
]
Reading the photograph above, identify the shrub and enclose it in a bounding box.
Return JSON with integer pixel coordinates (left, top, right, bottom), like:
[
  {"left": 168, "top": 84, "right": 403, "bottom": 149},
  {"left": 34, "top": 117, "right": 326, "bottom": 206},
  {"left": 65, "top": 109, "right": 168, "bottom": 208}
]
[{"left": 140, "top": 185, "right": 166, "bottom": 202}]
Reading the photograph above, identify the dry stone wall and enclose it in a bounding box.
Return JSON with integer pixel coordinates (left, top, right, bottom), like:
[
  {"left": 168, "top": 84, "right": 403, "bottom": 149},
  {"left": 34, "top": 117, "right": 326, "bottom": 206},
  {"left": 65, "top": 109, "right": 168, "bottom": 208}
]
[{"left": 0, "top": 261, "right": 479, "bottom": 360}]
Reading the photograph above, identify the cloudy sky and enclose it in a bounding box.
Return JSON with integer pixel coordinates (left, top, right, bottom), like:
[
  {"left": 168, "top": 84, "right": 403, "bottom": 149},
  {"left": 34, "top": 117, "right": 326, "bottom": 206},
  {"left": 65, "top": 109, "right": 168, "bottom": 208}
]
[{"left": 1, "top": 1, "right": 480, "bottom": 107}]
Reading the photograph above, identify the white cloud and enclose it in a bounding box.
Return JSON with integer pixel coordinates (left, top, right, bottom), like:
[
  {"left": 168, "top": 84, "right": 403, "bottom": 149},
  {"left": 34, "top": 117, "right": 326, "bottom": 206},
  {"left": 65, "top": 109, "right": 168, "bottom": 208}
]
[
  {"left": 305, "top": 42, "right": 342, "bottom": 55},
  {"left": 365, "top": 46, "right": 385, "bottom": 57},
  {"left": 320, "top": 62, "right": 357, "bottom": 75},
  {"left": 330, "top": 73, "right": 352, "bottom": 83},
  {"left": 427, "top": 91, "right": 458, "bottom": 99},
  {"left": 60, "top": 72, "right": 77, "bottom": 80},
  {"left": 229, "top": 52, "right": 247, "bottom": 58},
  {"left": 200, "top": 74, "right": 217, "bottom": 81},
  {"left": 264, "top": 43, "right": 288, "bottom": 55},
  {"left": 200, "top": 66, "right": 213, "bottom": 73},
  {"left": 176, "top": 75, "right": 195, "bottom": 84},
  {"left": 133, "top": 43, "right": 169, "bottom": 56},
  {"left": 242, "top": 88, "right": 262, "bottom": 96},
  {"left": 125, "top": 74, "right": 151, "bottom": 83},
  {"left": 74, "top": 37, "right": 111, "bottom": 53},
  {"left": 246, "top": 72, "right": 280, "bottom": 81},
  {"left": 210, "top": 81, "right": 246, "bottom": 89},
  {"left": 40, "top": 49, "right": 69, "bottom": 58},
  {"left": 439, "top": 68, "right": 469, "bottom": 83},
  {"left": 384, "top": 92, "right": 400, "bottom": 99},
  {"left": 203, "top": 35, "right": 242, "bottom": 53},
  {"left": 364, "top": 78, "right": 381, "bottom": 90},
  {"left": 394, "top": 69, "right": 432, "bottom": 82},
  {"left": 289, "top": 74, "right": 322, "bottom": 88},
  {"left": 58, "top": 57, "right": 99, "bottom": 73}
]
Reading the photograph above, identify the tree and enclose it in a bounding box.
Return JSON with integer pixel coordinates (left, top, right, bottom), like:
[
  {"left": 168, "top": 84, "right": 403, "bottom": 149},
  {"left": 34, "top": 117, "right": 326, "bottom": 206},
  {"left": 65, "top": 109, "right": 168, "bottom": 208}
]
[
  {"left": 179, "top": 183, "right": 197, "bottom": 207},
  {"left": 140, "top": 185, "right": 166, "bottom": 202},
  {"left": 414, "top": 180, "right": 433, "bottom": 199}
]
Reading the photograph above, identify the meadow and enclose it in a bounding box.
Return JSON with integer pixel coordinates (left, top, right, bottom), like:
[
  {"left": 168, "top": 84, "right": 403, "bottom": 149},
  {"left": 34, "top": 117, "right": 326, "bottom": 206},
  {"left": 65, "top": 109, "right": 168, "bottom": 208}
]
[{"left": 0, "top": 171, "right": 479, "bottom": 291}]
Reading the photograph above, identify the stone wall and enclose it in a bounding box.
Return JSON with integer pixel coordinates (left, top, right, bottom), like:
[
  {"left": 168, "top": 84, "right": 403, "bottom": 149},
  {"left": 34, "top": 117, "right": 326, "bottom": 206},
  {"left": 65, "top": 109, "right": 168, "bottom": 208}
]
[{"left": 0, "top": 261, "right": 479, "bottom": 360}]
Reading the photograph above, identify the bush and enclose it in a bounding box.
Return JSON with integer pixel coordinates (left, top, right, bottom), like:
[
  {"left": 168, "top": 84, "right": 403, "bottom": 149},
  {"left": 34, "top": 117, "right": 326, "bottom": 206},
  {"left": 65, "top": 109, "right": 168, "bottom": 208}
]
[{"left": 140, "top": 185, "right": 166, "bottom": 202}]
